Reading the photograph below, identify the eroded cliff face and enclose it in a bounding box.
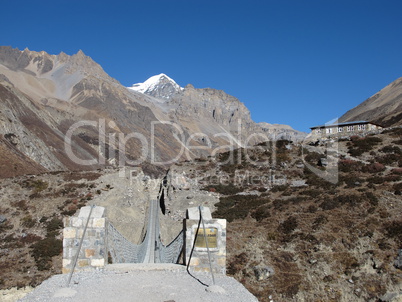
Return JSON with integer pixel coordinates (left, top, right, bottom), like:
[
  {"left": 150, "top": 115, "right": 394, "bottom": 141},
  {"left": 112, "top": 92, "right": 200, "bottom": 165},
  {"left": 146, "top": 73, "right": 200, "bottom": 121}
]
[
  {"left": 0, "top": 80, "right": 100, "bottom": 176},
  {"left": 0, "top": 46, "right": 305, "bottom": 177}
]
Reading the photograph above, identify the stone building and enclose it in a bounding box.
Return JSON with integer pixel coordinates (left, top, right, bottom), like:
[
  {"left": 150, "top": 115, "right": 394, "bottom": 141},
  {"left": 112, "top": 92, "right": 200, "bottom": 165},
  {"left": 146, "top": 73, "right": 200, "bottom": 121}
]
[{"left": 310, "top": 121, "right": 383, "bottom": 138}]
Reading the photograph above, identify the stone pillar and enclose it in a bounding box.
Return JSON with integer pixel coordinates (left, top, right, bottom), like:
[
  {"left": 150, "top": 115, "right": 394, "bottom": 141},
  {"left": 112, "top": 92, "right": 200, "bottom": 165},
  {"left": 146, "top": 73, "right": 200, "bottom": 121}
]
[
  {"left": 62, "top": 206, "right": 107, "bottom": 274},
  {"left": 184, "top": 207, "right": 226, "bottom": 274}
]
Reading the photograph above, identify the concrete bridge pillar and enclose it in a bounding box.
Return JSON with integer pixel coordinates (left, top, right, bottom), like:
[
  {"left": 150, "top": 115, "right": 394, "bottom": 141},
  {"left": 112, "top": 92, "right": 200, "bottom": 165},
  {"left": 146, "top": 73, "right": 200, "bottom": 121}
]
[
  {"left": 184, "top": 207, "right": 227, "bottom": 274},
  {"left": 62, "top": 206, "right": 107, "bottom": 273}
]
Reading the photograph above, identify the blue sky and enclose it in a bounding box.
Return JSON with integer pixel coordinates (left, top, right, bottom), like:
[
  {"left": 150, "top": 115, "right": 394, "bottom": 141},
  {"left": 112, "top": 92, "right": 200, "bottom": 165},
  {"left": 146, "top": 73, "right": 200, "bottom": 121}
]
[{"left": 1, "top": 0, "right": 402, "bottom": 132}]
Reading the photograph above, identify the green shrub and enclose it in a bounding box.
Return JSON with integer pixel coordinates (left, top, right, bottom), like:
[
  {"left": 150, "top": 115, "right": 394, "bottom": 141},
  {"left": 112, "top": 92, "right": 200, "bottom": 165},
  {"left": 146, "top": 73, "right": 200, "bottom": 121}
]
[
  {"left": 203, "top": 184, "right": 244, "bottom": 195},
  {"left": 251, "top": 205, "right": 271, "bottom": 222},
  {"left": 380, "top": 145, "right": 402, "bottom": 154},
  {"left": 384, "top": 220, "right": 402, "bottom": 242},
  {"left": 31, "top": 237, "right": 62, "bottom": 271},
  {"left": 217, "top": 151, "right": 230, "bottom": 163},
  {"left": 382, "top": 127, "right": 402, "bottom": 136},
  {"left": 271, "top": 185, "right": 288, "bottom": 192},
  {"left": 302, "top": 189, "right": 321, "bottom": 198},
  {"left": 339, "top": 159, "right": 363, "bottom": 172},
  {"left": 227, "top": 252, "right": 248, "bottom": 275},
  {"left": 273, "top": 198, "right": 290, "bottom": 210},
  {"left": 319, "top": 198, "right": 338, "bottom": 210},
  {"left": 347, "top": 136, "right": 382, "bottom": 156},
  {"left": 21, "top": 215, "right": 36, "bottom": 228},
  {"left": 337, "top": 194, "right": 365, "bottom": 207},
  {"left": 392, "top": 168, "right": 402, "bottom": 175},
  {"left": 339, "top": 174, "right": 363, "bottom": 187},
  {"left": 20, "top": 179, "right": 48, "bottom": 192},
  {"left": 376, "top": 153, "right": 401, "bottom": 165},
  {"left": 334, "top": 252, "right": 360, "bottom": 272},
  {"left": 313, "top": 214, "right": 328, "bottom": 229},
  {"left": 32, "top": 180, "right": 48, "bottom": 192},
  {"left": 304, "top": 151, "right": 322, "bottom": 166},
  {"left": 12, "top": 200, "right": 28, "bottom": 211},
  {"left": 304, "top": 169, "right": 336, "bottom": 190},
  {"left": 367, "top": 176, "right": 385, "bottom": 184},
  {"left": 214, "top": 195, "right": 269, "bottom": 222},
  {"left": 21, "top": 233, "right": 42, "bottom": 244},
  {"left": 276, "top": 139, "right": 292, "bottom": 149},
  {"left": 61, "top": 205, "right": 78, "bottom": 216},
  {"left": 362, "top": 162, "right": 386, "bottom": 173},
  {"left": 307, "top": 205, "right": 317, "bottom": 213},
  {"left": 0, "top": 220, "right": 13, "bottom": 232},
  {"left": 278, "top": 216, "right": 298, "bottom": 234},
  {"left": 384, "top": 174, "right": 401, "bottom": 182},
  {"left": 46, "top": 217, "right": 63, "bottom": 237},
  {"left": 365, "top": 192, "right": 378, "bottom": 206},
  {"left": 218, "top": 148, "right": 247, "bottom": 165}
]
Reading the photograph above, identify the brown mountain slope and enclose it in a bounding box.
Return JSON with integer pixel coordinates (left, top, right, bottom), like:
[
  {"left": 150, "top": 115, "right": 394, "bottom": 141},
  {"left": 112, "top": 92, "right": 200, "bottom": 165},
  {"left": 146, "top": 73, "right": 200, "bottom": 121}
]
[
  {"left": 0, "top": 137, "right": 46, "bottom": 178},
  {"left": 0, "top": 81, "right": 101, "bottom": 174},
  {"left": 165, "top": 128, "right": 402, "bottom": 301},
  {"left": 0, "top": 46, "right": 305, "bottom": 178},
  {"left": 340, "top": 77, "right": 402, "bottom": 127}
]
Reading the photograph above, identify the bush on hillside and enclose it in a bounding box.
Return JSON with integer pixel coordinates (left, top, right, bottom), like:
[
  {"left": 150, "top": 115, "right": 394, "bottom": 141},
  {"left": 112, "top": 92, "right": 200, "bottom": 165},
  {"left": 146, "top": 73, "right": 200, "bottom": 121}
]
[
  {"left": 381, "top": 127, "right": 402, "bottom": 136},
  {"left": 339, "top": 174, "right": 363, "bottom": 188},
  {"left": 214, "top": 195, "right": 269, "bottom": 222},
  {"left": 362, "top": 162, "right": 386, "bottom": 173},
  {"left": 384, "top": 220, "right": 402, "bottom": 242},
  {"left": 339, "top": 159, "right": 363, "bottom": 173},
  {"left": 31, "top": 236, "right": 62, "bottom": 271},
  {"left": 251, "top": 205, "right": 272, "bottom": 222},
  {"left": 380, "top": 145, "right": 402, "bottom": 154},
  {"left": 278, "top": 216, "right": 298, "bottom": 234},
  {"left": 347, "top": 136, "right": 382, "bottom": 156},
  {"left": 376, "top": 153, "right": 402, "bottom": 165},
  {"left": 202, "top": 183, "right": 244, "bottom": 195},
  {"left": 304, "top": 151, "right": 322, "bottom": 167}
]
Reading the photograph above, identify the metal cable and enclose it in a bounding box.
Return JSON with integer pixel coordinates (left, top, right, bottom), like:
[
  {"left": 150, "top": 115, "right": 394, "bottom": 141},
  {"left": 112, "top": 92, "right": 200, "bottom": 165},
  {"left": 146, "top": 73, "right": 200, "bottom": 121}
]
[{"left": 200, "top": 206, "right": 216, "bottom": 285}]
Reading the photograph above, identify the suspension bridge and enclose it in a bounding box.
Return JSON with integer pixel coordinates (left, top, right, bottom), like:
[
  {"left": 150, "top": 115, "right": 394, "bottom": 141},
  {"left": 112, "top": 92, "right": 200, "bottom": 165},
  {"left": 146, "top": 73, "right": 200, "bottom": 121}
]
[{"left": 107, "top": 198, "right": 184, "bottom": 264}]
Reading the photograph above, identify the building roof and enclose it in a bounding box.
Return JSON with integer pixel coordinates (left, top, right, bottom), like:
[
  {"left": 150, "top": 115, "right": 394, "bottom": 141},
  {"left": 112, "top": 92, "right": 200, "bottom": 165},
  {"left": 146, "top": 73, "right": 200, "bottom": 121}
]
[{"left": 310, "top": 120, "right": 381, "bottom": 129}]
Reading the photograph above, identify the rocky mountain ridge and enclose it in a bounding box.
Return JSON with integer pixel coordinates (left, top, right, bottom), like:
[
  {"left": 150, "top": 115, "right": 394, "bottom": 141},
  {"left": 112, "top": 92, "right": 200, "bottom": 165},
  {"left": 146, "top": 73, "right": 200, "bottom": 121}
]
[
  {"left": 0, "top": 46, "right": 305, "bottom": 178},
  {"left": 130, "top": 74, "right": 304, "bottom": 143}
]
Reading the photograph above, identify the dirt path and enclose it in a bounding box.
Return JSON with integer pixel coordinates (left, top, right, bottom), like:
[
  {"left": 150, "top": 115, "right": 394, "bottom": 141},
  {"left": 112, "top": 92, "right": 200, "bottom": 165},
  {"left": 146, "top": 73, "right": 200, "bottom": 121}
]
[{"left": 18, "top": 265, "right": 258, "bottom": 302}]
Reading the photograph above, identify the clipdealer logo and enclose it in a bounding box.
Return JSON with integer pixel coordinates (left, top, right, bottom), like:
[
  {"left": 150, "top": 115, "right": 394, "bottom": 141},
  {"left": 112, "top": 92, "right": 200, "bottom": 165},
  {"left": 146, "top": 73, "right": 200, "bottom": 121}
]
[{"left": 64, "top": 118, "right": 338, "bottom": 184}]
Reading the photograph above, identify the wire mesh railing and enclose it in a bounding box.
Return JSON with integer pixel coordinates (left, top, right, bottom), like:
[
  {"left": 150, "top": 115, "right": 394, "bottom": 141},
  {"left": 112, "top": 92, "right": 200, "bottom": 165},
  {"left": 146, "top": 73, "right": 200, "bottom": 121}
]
[{"left": 107, "top": 199, "right": 184, "bottom": 264}]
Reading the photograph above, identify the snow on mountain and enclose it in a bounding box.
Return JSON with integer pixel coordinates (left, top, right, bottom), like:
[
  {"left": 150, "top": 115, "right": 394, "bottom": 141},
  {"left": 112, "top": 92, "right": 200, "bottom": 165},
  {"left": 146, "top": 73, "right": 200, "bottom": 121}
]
[{"left": 128, "top": 73, "right": 183, "bottom": 99}]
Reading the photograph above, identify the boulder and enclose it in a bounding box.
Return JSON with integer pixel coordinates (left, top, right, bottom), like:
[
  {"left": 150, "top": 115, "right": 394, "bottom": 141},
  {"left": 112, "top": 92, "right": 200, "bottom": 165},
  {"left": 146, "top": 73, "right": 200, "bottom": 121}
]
[{"left": 253, "top": 265, "right": 274, "bottom": 281}]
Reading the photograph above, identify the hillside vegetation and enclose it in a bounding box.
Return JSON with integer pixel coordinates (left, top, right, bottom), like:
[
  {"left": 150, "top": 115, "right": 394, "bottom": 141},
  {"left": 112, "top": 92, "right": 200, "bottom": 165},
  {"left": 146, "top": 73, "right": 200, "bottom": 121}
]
[
  {"left": 1, "top": 128, "right": 401, "bottom": 302},
  {"left": 180, "top": 128, "right": 402, "bottom": 301}
]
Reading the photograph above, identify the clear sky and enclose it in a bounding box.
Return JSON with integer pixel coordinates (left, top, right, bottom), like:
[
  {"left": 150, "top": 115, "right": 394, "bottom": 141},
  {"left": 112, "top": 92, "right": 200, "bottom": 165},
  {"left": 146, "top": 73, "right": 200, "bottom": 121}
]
[{"left": 1, "top": 0, "right": 402, "bottom": 132}]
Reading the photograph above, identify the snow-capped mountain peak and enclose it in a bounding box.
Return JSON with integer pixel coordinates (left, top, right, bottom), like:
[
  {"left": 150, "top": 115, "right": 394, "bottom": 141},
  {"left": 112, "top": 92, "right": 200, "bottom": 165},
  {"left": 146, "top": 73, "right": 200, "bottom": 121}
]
[{"left": 128, "top": 73, "right": 183, "bottom": 99}]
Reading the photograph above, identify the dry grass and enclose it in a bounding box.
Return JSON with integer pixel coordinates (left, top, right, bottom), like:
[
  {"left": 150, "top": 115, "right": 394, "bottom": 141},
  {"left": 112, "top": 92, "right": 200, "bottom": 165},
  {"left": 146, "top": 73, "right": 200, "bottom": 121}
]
[
  {"left": 196, "top": 130, "right": 402, "bottom": 301},
  {"left": 0, "top": 171, "right": 103, "bottom": 289}
]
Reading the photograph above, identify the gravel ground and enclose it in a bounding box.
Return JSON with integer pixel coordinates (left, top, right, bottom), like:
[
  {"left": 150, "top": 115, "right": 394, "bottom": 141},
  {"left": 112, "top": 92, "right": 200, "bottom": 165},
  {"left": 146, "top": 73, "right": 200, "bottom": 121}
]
[{"left": 18, "top": 265, "right": 258, "bottom": 302}]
